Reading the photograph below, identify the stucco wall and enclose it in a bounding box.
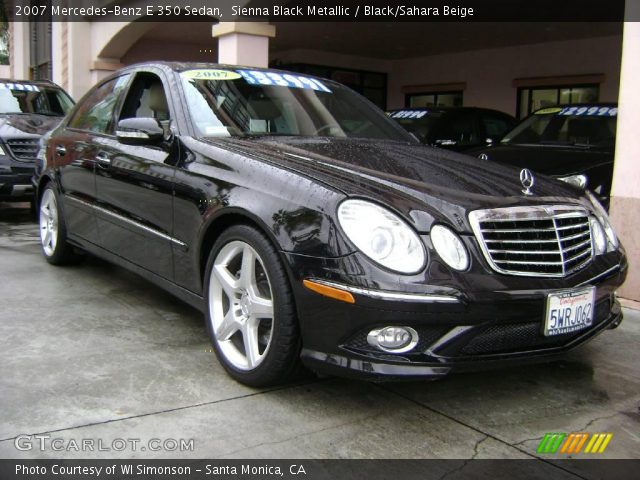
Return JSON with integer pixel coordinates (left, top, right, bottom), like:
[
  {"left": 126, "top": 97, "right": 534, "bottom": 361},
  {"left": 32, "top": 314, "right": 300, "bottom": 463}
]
[
  {"left": 121, "top": 38, "right": 216, "bottom": 64},
  {"left": 387, "top": 35, "right": 623, "bottom": 114}
]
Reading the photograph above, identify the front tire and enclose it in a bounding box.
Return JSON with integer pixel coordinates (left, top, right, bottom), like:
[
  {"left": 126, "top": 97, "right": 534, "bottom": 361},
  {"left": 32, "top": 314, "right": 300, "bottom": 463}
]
[
  {"left": 39, "top": 184, "right": 82, "bottom": 265},
  {"left": 204, "top": 225, "right": 302, "bottom": 387}
]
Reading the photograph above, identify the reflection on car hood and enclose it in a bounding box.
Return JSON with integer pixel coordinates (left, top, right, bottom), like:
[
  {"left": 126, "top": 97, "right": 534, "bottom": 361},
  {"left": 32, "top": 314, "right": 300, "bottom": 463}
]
[
  {"left": 468, "top": 143, "right": 614, "bottom": 176},
  {"left": 0, "top": 114, "right": 63, "bottom": 139},
  {"left": 201, "top": 136, "right": 588, "bottom": 232}
]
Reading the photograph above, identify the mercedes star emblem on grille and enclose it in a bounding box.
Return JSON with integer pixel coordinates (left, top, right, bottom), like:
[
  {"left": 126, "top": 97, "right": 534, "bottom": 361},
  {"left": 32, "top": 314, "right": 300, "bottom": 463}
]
[{"left": 520, "top": 168, "right": 535, "bottom": 195}]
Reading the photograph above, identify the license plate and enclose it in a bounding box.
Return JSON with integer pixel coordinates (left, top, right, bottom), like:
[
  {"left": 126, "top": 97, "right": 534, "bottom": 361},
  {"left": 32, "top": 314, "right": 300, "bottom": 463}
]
[{"left": 544, "top": 287, "right": 595, "bottom": 337}]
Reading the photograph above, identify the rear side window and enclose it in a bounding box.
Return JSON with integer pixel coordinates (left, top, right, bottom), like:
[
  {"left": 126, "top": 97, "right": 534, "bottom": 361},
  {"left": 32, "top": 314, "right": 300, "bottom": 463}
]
[{"left": 68, "top": 75, "right": 130, "bottom": 134}]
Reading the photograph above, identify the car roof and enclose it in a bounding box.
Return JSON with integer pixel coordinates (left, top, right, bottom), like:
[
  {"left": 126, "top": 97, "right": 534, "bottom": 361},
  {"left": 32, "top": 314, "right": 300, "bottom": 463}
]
[
  {"left": 0, "top": 78, "right": 61, "bottom": 87},
  {"left": 118, "top": 61, "right": 338, "bottom": 85},
  {"left": 387, "top": 106, "right": 512, "bottom": 115},
  {"left": 531, "top": 103, "right": 618, "bottom": 113}
]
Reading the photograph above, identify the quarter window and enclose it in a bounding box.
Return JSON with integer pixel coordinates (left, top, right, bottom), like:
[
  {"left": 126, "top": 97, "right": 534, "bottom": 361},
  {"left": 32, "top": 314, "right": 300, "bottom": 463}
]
[{"left": 68, "top": 75, "right": 130, "bottom": 134}]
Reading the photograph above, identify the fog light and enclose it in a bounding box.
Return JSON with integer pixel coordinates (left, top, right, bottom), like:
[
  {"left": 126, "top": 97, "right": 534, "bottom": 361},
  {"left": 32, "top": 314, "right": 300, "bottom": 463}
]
[{"left": 367, "top": 326, "right": 419, "bottom": 353}]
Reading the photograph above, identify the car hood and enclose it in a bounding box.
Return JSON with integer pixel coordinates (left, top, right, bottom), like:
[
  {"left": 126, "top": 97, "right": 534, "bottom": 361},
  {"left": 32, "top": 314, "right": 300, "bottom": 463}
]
[
  {"left": 469, "top": 143, "right": 613, "bottom": 176},
  {"left": 200, "top": 136, "right": 590, "bottom": 233},
  {"left": 0, "top": 114, "right": 62, "bottom": 139}
]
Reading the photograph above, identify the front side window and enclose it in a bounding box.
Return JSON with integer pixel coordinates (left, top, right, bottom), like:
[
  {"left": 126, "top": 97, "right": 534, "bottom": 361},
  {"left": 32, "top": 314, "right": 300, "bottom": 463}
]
[
  {"left": 0, "top": 82, "right": 73, "bottom": 116},
  {"left": 180, "top": 69, "right": 412, "bottom": 142},
  {"left": 502, "top": 106, "right": 617, "bottom": 149},
  {"left": 68, "top": 75, "right": 130, "bottom": 134},
  {"left": 119, "top": 72, "right": 171, "bottom": 123}
]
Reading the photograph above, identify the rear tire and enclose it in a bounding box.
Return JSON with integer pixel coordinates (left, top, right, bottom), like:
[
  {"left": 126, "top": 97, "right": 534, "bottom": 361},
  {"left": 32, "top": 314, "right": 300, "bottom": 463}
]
[
  {"left": 204, "top": 224, "right": 302, "bottom": 387},
  {"left": 39, "top": 184, "right": 83, "bottom": 265}
]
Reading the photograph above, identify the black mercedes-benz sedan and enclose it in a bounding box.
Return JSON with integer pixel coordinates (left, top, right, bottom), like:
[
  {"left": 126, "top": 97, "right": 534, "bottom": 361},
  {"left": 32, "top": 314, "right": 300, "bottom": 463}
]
[
  {"left": 36, "top": 63, "right": 626, "bottom": 386},
  {"left": 469, "top": 104, "right": 617, "bottom": 209},
  {"left": 1, "top": 79, "right": 73, "bottom": 205}
]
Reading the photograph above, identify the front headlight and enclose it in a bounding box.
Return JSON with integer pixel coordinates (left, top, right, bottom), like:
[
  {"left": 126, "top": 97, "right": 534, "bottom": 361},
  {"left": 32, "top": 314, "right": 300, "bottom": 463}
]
[
  {"left": 558, "top": 174, "right": 587, "bottom": 190},
  {"left": 337, "top": 199, "right": 426, "bottom": 274},
  {"left": 430, "top": 224, "right": 470, "bottom": 271},
  {"left": 0, "top": 144, "right": 5, "bottom": 156},
  {"left": 586, "top": 190, "right": 618, "bottom": 251}
]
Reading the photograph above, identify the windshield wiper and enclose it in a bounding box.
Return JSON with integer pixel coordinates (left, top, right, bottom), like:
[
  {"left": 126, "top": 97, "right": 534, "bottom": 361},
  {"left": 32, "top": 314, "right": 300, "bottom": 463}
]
[{"left": 538, "top": 140, "right": 594, "bottom": 148}]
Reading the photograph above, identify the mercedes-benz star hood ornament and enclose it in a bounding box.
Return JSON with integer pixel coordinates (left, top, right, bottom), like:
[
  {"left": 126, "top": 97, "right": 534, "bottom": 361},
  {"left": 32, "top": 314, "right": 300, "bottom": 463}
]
[{"left": 520, "top": 168, "right": 535, "bottom": 195}]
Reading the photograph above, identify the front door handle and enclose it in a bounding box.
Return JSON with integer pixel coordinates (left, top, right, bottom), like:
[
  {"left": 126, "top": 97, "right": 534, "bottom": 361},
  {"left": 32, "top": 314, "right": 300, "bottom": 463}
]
[
  {"left": 95, "top": 152, "right": 111, "bottom": 167},
  {"left": 55, "top": 145, "right": 66, "bottom": 156}
]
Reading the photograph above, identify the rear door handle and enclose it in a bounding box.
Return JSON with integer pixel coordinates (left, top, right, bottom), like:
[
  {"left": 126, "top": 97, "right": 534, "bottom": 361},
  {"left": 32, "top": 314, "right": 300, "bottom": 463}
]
[
  {"left": 55, "top": 145, "right": 66, "bottom": 156},
  {"left": 95, "top": 152, "right": 111, "bottom": 167}
]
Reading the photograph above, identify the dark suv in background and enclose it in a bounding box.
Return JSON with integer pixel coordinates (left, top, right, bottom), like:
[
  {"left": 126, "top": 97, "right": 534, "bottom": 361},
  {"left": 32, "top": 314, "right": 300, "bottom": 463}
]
[
  {"left": 0, "top": 79, "right": 73, "bottom": 206},
  {"left": 387, "top": 107, "right": 516, "bottom": 152}
]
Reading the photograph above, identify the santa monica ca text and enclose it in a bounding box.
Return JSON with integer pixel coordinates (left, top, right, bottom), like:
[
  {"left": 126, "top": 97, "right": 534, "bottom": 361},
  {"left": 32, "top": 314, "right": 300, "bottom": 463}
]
[{"left": 16, "top": 464, "right": 307, "bottom": 476}]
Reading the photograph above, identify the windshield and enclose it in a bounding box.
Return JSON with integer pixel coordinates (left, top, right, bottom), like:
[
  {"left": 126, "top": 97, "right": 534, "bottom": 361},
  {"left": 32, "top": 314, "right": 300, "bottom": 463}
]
[
  {"left": 502, "top": 106, "right": 617, "bottom": 148},
  {"left": 180, "top": 69, "right": 413, "bottom": 141},
  {"left": 387, "top": 110, "right": 443, "bottom": 142},
  {"left": 0, "top": 82, "right": 74, "bottom": 116}
]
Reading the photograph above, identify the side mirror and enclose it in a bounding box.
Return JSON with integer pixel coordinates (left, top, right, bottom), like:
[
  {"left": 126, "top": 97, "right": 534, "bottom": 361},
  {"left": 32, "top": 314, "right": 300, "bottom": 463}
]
[{"left": 116, "top": 118, "right": 164, "bottom": 145}]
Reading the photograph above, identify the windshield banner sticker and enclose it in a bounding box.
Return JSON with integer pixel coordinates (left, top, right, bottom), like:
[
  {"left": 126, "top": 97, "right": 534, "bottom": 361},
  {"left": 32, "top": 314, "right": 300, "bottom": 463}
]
[
  {"left": 0, "top": 83, "right": 40, "bottom": 92},
  {"left": 237, "top": 70, "right": 332, "bottom": 92},
  {"left": 535, "top": 107, "right": 562, "bottom": 115},
  {"left": 558, "top": 106, "right": 617, "bottom": 116},
  {"left": 181, "top": 69, "right": 242, "bottom": 81},
  {"left": 390, "top": 110, "right": 428, "bottom": 119}
]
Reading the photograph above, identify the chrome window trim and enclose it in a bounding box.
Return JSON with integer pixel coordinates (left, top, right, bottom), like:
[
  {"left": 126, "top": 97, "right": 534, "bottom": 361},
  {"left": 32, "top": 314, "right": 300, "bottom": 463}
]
[
  {"left": 469, "top": 204, "right": 594, "bottom": 278},
  {"left": 65, "top": 194, "right": 186, "bottom": 248},
  {"left": 309, "top": 279, "right": 459, "bottom": 303}
]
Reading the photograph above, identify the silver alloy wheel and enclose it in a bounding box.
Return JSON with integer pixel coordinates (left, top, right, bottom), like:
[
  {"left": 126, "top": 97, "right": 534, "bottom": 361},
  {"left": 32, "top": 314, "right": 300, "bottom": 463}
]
[
  {"left": 39, "top": 189, "right": 58, "bottom": 257},
  {"left": 209, "top": 240, "right": 275, "bottom": 371}
]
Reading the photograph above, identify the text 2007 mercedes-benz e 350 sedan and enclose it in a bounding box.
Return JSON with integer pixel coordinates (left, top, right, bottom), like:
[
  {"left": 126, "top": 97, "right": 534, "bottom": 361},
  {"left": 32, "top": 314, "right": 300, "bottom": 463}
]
[{"left": 36, "top": 62, "right": 627, "bottom": 386}]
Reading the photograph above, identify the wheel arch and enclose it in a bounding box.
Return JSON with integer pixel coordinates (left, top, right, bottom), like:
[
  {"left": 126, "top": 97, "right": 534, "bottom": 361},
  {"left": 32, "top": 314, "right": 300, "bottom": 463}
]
[
  {"left": 36, "top": 173, "right": 56, "bottom": 210},
  {"left": 197, "top": 207, "right": 291, "bottom": 289}
]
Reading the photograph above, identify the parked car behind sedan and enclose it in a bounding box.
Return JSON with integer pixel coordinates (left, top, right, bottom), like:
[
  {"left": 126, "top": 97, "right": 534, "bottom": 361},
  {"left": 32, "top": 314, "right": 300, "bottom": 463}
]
[
  {"left": 387, "top": 107, "right": 516, "bottom": 152},
  {"left": 36, "top": 63, "right": 626, "bottom": 386},
  {"left": 0, "top": 79, "right": 73, "bottom": 206},
  {"left": 469, "top": 104, "right": 617, "bottom": 208}
]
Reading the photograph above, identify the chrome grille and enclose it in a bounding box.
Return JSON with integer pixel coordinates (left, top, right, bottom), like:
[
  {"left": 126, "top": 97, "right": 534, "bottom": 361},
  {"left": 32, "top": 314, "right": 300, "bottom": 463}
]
[
  {"left": 469, "top": 206, "right": 594, "bottom": 277},
  {"left": 6, "top": 138, "right": 40, "bottom": 160}
]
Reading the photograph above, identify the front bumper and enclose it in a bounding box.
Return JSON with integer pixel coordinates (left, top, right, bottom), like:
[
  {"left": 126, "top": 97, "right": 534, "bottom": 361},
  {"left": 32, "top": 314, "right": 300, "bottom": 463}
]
[
  {"left": 0, "top": 168, "right": 35, "bottom": 201},
  {"left": 286, "top": 251, "right": 627, "bottom": 381}
]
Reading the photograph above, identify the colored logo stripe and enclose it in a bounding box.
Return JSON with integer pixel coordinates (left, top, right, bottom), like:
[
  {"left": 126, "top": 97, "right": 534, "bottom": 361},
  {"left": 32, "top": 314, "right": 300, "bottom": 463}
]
[
  {"left": 584, "top": 433, "right": 613, "bottom": 453},
  {"left": 560, "top": 433, "right": 589, "bottom": 454},
  {"left": 538, "top": 433, "right": 613, "bottom": 454},
  {"left": 537, "top": 433, "right": 566, "bottom": 453}
]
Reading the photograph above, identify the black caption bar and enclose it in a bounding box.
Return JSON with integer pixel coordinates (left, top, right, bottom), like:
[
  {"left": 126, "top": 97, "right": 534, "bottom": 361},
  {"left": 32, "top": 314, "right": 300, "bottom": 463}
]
[
  {"left": 1, "top": 0, "right": 629, "bottom": 23},
  {"left": 1, "top": 460, "right": 640, "bottom": 480}
]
